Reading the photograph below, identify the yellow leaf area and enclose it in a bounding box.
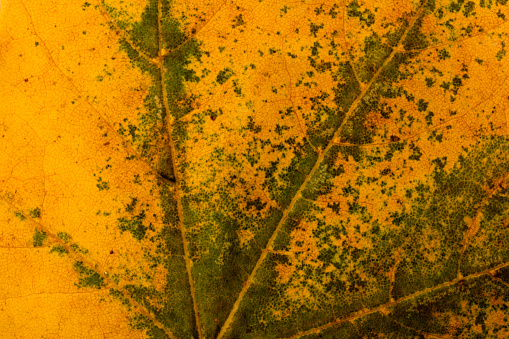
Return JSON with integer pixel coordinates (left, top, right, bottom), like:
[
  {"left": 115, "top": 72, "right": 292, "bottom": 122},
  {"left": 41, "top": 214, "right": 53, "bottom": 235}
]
[
  {"left": 0, "top": 0, "right": 192, "bottom": 337},
  {"left": 2, "top": 0, "right": 509, "bottom": 338}
]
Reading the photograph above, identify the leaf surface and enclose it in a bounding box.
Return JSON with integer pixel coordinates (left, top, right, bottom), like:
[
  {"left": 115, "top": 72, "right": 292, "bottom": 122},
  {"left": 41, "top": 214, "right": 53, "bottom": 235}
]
[{"left": 2, "top": 0, "right": 509, "bottom": 338}]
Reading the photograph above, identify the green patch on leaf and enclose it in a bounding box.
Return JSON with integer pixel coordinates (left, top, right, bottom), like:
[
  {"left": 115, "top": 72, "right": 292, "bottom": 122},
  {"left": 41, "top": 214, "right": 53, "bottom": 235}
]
[
  {"left": 33, "top": 229, "right": 47, "bottom": 247},
  {"left": 73, "top": 261, "right": 105, "bottom": 289}
]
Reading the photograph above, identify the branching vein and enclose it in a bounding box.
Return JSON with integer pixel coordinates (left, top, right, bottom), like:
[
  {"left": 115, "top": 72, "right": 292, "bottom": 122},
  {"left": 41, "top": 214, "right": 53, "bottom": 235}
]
[{"left": 216, "top": 3, "right": 427, "bottom": 338}]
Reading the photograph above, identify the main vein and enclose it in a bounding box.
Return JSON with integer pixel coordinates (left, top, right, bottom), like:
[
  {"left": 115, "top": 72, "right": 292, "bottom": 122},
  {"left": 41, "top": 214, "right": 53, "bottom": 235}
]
[
  {"left": 155, "top": 1, "right": 204, "bottom": 338},
  {"left": 216, "top": 3, "right": 427, "bottom": 338}
]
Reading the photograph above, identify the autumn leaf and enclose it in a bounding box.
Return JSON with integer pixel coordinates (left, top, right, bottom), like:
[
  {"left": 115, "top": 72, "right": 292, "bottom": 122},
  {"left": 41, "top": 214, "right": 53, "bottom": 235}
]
[{"left": 2, "top": 0, "right": 509, "bottom": 338}]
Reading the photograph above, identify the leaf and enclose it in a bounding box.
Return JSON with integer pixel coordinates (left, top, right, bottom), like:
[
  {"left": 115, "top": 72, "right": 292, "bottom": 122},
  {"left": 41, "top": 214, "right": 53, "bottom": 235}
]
[{"left": 1, "top": 0, "right": 509, "bottom": 338}]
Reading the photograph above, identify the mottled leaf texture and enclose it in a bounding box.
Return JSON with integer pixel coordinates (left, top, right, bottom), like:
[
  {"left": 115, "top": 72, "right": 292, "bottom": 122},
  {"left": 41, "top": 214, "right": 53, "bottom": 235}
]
[{"left": 2, "top": 0, "right": 509, "bottom": 337}]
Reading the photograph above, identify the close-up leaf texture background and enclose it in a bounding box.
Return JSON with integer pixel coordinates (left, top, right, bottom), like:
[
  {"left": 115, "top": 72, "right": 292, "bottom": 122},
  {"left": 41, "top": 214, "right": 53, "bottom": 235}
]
[{"left": 2, "top": 0, "right": 509, "bottom": 337}]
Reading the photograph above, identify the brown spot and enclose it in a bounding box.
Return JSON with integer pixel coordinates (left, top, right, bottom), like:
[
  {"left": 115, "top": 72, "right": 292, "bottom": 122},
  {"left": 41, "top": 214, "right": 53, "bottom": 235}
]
[
  {"left": 457, "top": 279, "right": 468, "bottom": 291},
  {"left": 390, "top": 135, "right": 401, "bottom": 142}
]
